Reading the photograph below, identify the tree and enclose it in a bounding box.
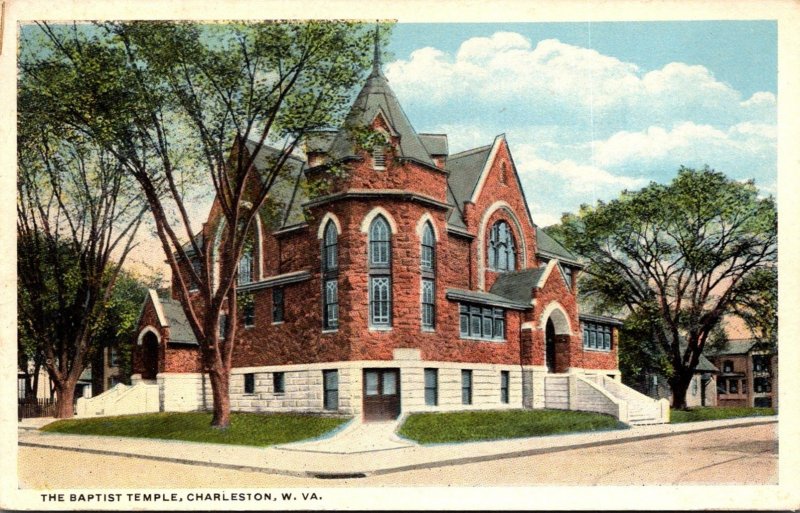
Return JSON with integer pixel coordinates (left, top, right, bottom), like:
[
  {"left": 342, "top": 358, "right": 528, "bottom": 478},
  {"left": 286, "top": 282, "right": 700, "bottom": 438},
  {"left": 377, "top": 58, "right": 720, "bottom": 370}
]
[
  {"left": 549, "top": 167, "right": 776, "bottom": 409},
  {"left": 16, "top": 119, "right": 146, "bottom": 416},
  {"left": 19, "top": 21, "right": 386, "bottom": 427},
  {"left": 92, "top": 269, "right": 157, "bottom": 392}
]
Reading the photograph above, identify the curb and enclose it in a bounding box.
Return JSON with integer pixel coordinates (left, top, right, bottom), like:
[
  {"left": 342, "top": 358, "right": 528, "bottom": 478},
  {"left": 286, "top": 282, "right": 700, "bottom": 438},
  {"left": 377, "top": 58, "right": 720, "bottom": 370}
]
[{"left": 18, "top": 417, "right": 776, "bottom": 479}]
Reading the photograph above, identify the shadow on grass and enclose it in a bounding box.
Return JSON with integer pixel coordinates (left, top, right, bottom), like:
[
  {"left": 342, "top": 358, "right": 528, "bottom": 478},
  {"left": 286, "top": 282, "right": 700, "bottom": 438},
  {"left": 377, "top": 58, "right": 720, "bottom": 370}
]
[{"left": 670, "top": 406, "right": 776, "bottom": 423}]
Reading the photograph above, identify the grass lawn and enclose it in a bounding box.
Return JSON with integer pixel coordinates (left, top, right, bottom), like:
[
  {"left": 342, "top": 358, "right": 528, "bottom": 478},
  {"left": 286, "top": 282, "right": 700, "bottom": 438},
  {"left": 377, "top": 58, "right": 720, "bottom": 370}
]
[
  {"left": 670, "top": 406, "right": 776, "bottom": 423},
  {"left": 41, "top": 412, "right": 350, "bottom": 446},
  {"left": 398, "top": 409, "right": 627, "bottom": 444}
]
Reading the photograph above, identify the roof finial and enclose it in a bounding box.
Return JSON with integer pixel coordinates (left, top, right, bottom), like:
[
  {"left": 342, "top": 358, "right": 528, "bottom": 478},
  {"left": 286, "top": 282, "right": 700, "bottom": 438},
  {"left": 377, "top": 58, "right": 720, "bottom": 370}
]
[{"left": 371, "top": 22, "right": 382, "bottom": 77}]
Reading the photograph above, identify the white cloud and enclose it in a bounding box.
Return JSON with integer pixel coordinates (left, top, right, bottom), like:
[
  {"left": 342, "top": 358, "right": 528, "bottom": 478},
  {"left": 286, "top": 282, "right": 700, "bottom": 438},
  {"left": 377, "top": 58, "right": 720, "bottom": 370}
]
[
  {"left": 386, "top": 34, "right": 776, "bottom": 133},
  {"left": 386, "top": 31, "right": 775, "bottom": 225}
]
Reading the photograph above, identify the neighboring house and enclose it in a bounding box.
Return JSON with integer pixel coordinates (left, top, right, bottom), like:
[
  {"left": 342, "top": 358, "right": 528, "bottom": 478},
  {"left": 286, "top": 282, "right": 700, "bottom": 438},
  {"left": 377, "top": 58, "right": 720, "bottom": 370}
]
[
  {"left": 91, "top": 343, "right": 126, "bottom": 396},
  {"left": 709, "top": 339, "right": 777, "bottom": 408},
  {"left": 126, "top": 42, "right": 667, "bottom": 424},
  {"left": 17, "top": 361, "right": 53, "bottom": 400},
  {"left": 640, "top": 354, "right": 719, "bottom": 408}
]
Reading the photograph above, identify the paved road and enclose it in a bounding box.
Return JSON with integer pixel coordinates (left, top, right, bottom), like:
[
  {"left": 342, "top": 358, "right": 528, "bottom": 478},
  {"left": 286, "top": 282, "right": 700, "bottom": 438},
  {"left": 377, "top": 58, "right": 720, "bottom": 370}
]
[{"left": 18, "top": 423, "right": 776, "bottom": 488}]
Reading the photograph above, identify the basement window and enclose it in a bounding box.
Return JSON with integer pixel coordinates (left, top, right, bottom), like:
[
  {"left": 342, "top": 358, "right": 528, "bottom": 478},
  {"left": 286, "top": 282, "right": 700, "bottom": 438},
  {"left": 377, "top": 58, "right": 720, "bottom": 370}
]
[{"left": 243, "top": 373, "right": 255, "bottom": 394}]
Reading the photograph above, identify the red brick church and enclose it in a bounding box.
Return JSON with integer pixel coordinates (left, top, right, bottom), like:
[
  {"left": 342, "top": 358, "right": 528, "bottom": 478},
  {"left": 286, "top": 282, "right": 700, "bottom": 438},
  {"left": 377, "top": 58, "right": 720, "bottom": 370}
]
[{"left": 128, "top": 41, "right": 667, "bottom": 424}]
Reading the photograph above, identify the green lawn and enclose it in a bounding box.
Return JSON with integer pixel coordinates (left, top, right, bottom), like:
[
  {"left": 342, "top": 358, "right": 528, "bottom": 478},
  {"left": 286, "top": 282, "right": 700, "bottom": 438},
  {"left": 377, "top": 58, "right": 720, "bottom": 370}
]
[
  {"left": 670, "top": 407, "right": 776, "bottom": 423},
  {"left": 41, "top": 412, "right": 350, "bottom": 446},
  {"left": 398, "top": 409, "right": 626, "bottom": 444}
]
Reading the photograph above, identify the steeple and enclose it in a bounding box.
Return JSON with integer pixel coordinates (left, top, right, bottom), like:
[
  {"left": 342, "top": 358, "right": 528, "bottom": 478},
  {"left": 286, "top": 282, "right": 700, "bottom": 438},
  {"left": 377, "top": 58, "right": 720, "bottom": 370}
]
[{"left": 370, "top": 23, "right": 384, "bottom": 78}]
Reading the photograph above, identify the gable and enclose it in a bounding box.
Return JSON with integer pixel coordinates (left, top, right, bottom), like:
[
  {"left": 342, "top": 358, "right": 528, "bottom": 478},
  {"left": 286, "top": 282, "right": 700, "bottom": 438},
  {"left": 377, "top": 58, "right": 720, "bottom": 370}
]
[{"left": 468, "top": 135, "right": 536, "bottom": 233}]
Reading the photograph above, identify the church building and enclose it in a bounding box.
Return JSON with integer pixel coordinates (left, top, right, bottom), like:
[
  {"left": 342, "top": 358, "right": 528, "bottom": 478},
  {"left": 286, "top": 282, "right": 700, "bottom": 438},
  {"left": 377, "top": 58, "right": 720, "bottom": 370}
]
[{"left": 129, "top": 40, "right": 666, "bottom": 424}]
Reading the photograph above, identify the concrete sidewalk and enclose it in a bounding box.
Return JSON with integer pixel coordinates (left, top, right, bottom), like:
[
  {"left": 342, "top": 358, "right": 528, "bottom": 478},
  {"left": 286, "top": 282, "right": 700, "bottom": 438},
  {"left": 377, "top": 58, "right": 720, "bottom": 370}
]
[{"left": 18, "top": 416, "right": 777, "bottom": 478}]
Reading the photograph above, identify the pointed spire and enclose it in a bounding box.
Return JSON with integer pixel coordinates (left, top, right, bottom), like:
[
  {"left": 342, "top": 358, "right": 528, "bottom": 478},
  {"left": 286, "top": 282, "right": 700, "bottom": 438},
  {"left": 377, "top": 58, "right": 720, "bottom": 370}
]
[{"left": 370, "top": 22, "right": 383, "bottom": 78}]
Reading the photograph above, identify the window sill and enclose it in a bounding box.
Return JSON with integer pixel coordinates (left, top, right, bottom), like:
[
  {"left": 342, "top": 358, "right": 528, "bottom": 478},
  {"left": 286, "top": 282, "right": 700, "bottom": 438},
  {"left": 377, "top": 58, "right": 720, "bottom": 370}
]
[
  {"left": 272, "top": 321, "right": 284, "bottom": 326},
  {"left": 273, "top": 392, "right": 285, "bottom": 396},
  {"left": 241, "top": 393, "right": 257, "bottom": 397},
  {"left": 421, "top": 328, "right": 436, "bottom": 333},
  {"left": 583, "top": 347, "right": 612, "bottom": 353},
  {"left": 322, "top": 328, "right": 339, "bottom": 334},
  {"left": 369, "top": 326, "right": 393, "bottom": 332},
  {"left": 460, "top": 336, "right": 505, "bottom": 343},
  {"left": 244, "top": 324, "right": 255, "bottom": 329}
]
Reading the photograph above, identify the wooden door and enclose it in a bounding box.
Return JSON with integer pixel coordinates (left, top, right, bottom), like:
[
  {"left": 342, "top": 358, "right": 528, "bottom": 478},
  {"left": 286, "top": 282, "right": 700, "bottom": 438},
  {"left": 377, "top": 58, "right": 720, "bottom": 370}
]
[
  {"left": 363, "top": 369, "right": 401, "bottom": 421},
  {"left": 546, "top": 319, "right": 557, "bottom": 373},
  {"left": 141, "top": 332, "right": 159, "bottom": 380}
]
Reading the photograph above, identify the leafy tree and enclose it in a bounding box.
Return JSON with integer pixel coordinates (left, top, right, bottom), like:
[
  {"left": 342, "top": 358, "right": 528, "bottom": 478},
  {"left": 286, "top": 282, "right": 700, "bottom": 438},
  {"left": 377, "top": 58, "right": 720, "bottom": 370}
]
[
  {"left": 19, "top": 21, "right": 387, "bottom": 427},
  {"left": 17, "top": 44, "right": 149, "bottom": 415},
  {"left": 92, "top": 269, "right": 158, "bottom": 393},
  {"left": 549, "top": 167, "right": 776, "bottom": 408}
]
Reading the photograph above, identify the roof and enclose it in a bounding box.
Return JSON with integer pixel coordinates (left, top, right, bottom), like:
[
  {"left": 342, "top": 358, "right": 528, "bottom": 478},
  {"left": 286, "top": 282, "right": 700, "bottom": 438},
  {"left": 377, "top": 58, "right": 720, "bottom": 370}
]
[
  {"left": 579, "top": 312, "right": 624, "bottom": 327},
  {"left": 695, "top": 354, "right": 720, "bottom": 373},
  {"left": 445, "top": 288, "right": 531, "bottom": 310},
  {"left": 489, "top": 268, "right": 545, "bottom": 304},
  {"left": 708, "top": 339, "right": 761, "bottom": 356},
  {"left": 419, "top": 133, "right": 448, "bottom": 156},
  {"left": 327, "top": 68, "right": 436, "bottom": 167},
  {"left": 159, "top": 298, "right": 199, "bottom": 345},
  {"left": 536, "top": 227, "right": 579, "bottom": 264},
  {"left": 245, "top": 139, "right": 308, "bottom": 229},
  {"left": 444, "top": 144, "right": 492, "bottom": 227}
]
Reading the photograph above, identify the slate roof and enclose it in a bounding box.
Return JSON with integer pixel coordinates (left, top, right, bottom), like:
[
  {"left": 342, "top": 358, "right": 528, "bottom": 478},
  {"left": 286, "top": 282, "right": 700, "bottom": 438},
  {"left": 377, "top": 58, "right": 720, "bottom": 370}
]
[
  {"left": 244, "top": 139, "right": 308, "bottom": 229},
  {"left": 160, "top": 298, "right": 199, "bottom": 345},
  {"left": 489, "top": 268, "right": 545, "bottom": 304},
  {"left": 419, "top": 133, "right": 448, "bottom": 156},
  {"left": 536, "top": 227, "right": 579, "bottom": 264},
  {"left": 695, "top": 354, "right": 720, "bottom": 373},
  {"left": 444, "top": 144, "right": 493, "bottom": 228},
  {"left": 446, "top": 288, "right": 530, "bottom": 310},
  {"left": 327, "top": 68, "right": 436, "bottom": 168},
  {"left": 708, "top": 339, "right": 760, "bottom": 356}
]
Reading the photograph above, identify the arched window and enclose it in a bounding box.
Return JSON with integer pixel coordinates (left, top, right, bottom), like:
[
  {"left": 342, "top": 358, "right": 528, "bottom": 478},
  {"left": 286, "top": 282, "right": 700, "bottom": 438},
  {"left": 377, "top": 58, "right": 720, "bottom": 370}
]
[
  {"left": 488, "top": 221, "right": 516, "bottom": 271},
  {"left": 323, "top": 221, "right": 338, "bottom": 272},
  {"left": 238, "top": 250, "right": 253, "bottom": 285},
  {"left": 322, "top": 220, "right": 338, "bottom": 330},
  {"left": 369, "top": 216, "right": 391, "bottom": 268},
  {"left": 369, "top": 215, "right": 391, "bottom": 327},
  {"left": 420, "top": 222, "right": 435, "bottom": 329}
]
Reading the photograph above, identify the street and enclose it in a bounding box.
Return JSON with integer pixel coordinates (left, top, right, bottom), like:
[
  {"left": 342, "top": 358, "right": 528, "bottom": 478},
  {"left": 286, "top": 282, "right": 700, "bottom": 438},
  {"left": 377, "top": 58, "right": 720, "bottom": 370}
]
[{"left": 18, "top": 423, "right": 777, "bottom": 487}]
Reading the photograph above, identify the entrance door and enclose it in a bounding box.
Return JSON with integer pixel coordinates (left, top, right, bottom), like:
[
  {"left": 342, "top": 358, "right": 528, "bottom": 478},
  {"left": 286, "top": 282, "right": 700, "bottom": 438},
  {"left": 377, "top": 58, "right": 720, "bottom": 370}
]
[
  {"left": 363, "top": 369, "right": 401, "bottom": 421},
  {"left": 546, "top": 319, "right": 557, "bottom": 373},
  {"left": 141, "top": 332, "right": 159, "bottom": 380}
]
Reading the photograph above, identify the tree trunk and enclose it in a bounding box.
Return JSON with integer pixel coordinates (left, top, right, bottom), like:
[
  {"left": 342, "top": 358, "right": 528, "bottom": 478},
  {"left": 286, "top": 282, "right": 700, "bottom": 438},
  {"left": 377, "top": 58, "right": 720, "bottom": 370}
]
[
  {"left": 208, "top": 367, "right": 231, "bottom": 429},
  {"left": 670, "top": 372, "right": 692, "bottom": 410},
  {"left": 54, "top": 380, "right": 76, "bottom": 418}
]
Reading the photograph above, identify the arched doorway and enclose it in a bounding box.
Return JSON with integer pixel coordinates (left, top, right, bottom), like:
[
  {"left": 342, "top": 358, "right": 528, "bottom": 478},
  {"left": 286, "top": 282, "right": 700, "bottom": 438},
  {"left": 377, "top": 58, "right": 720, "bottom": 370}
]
[
  {"left": 542, "top": 302, "right": 572, "bottom": 374},
  {"left": 546, "top": 319, "right": 557, "bottom": 373},
  {"left": 141, "top": 332, "right": 159, "bottom": 380}
]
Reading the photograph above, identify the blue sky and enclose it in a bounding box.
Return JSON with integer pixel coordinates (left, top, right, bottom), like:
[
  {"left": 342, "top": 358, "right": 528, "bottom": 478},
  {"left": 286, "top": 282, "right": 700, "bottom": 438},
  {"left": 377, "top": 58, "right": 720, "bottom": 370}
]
[{"left": 383, "top": 21, "right": 777, "bottom": 226}]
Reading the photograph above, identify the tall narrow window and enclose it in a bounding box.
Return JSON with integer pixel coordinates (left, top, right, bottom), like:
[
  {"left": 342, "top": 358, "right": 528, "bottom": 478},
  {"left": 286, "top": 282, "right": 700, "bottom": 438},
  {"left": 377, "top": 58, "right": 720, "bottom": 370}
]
[
  {"left": 218, "top": 314, "right": 228, "bottom": 340},
  {"left": 488, "top": 221, "right": 516, "bottom": 271},
  {"left": 424, "top": 368, "right": 438, "bottom": 406},
  {"left": 420, "top": 221, "right": 436, "bottom": 330},
  {"left": 500, "top": 371, "right": 510, "bottom": 404},
  {"left": 238, "top": 250, "right": 253, "bottom": 285},
  {"left": 189, "top": 259, "right": 202, "bottom": 291},
  {"left": 369, "top": 215, "right": 392, "bottom": 327},
  {"left": 323, "top": 370, "right": 339, "bottom": 410},
  {"left": 322, "top": 220, "right": 339, "bottom": 330},
  {"left": 461, "top": 370, "right": 473, "bottom": 405},
  {"left": 562, "top": 265, "right": 573, "bottom": 291},
  {"left": 272, "top": 287, "right": 284, "bottom": 323},
  {"left": 243, "top": 300, "right": 255, "bottom": 327}
]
